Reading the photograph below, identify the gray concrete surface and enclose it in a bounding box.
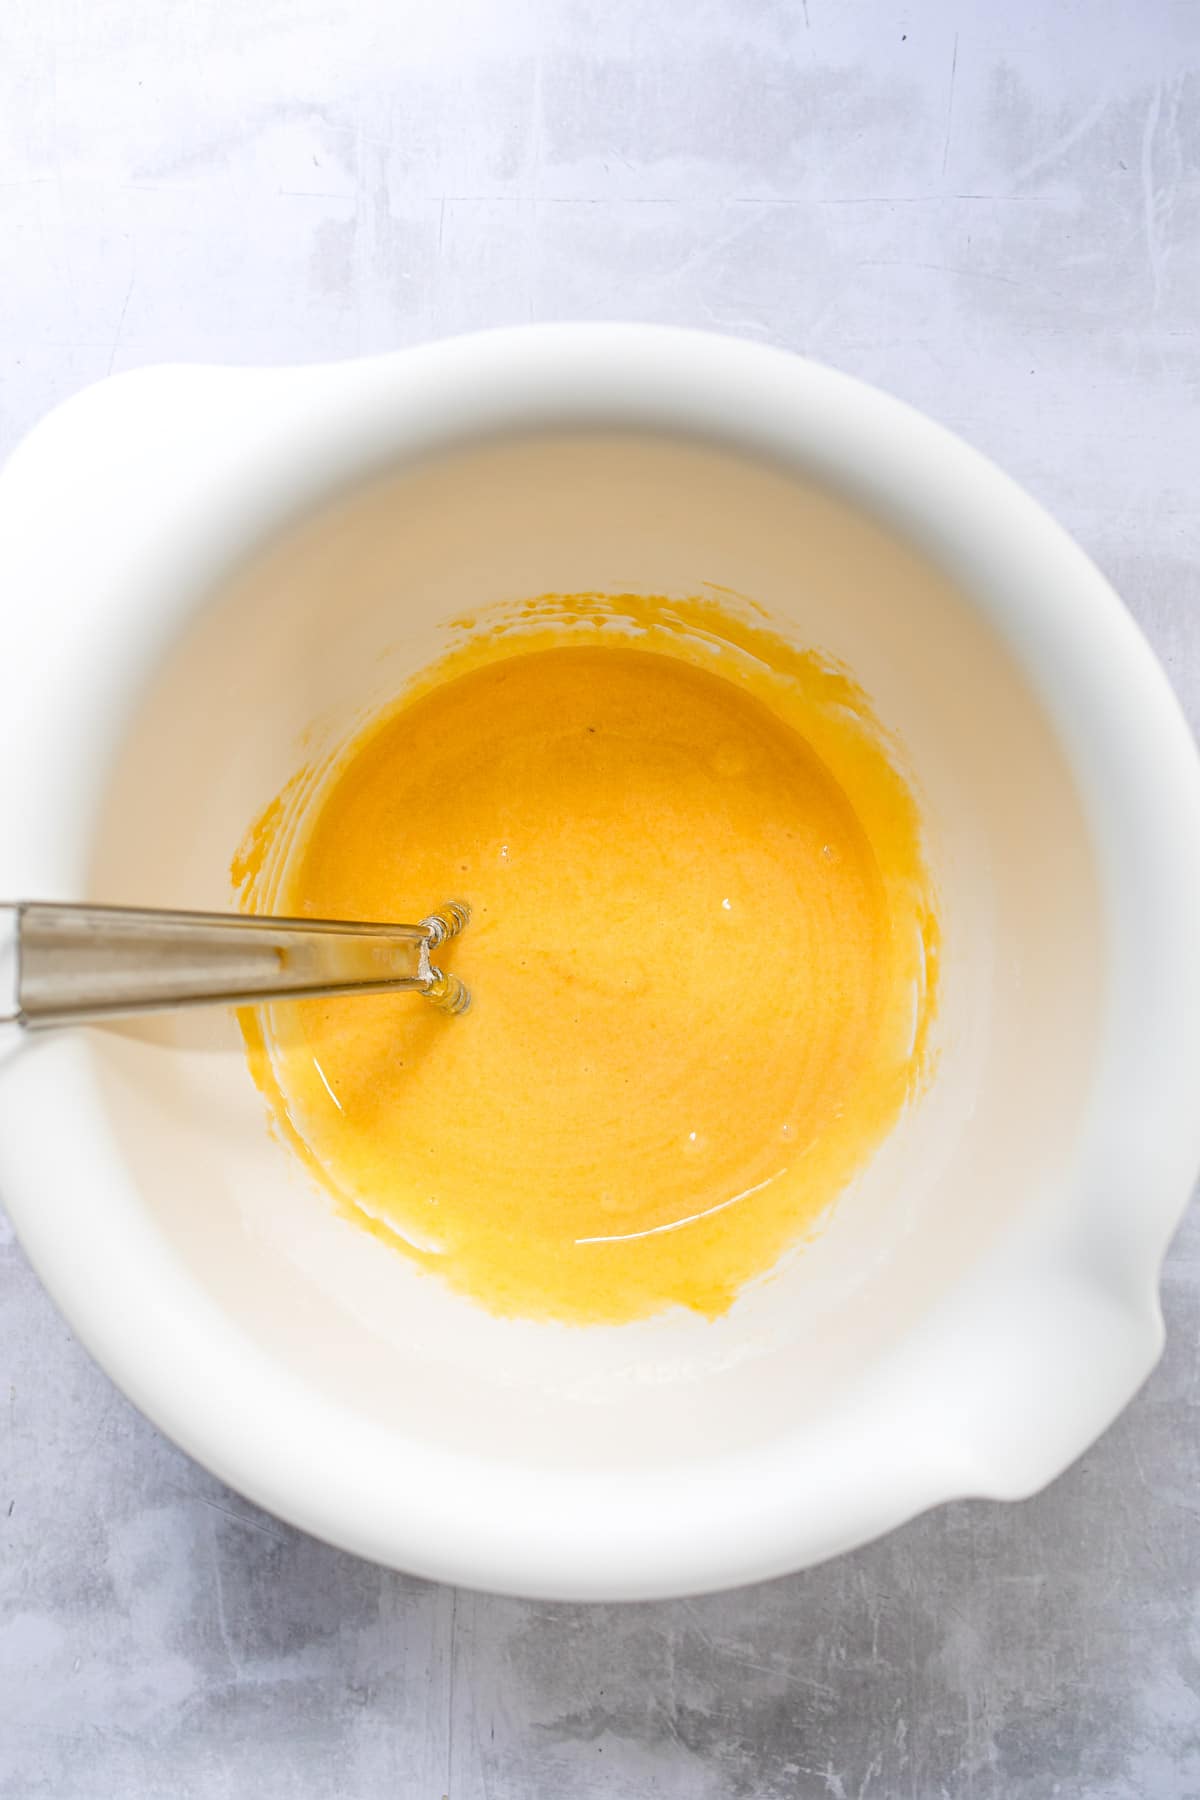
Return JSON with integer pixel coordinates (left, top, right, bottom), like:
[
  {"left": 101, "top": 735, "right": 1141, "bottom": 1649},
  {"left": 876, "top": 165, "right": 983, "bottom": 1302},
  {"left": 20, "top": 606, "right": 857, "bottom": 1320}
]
[{"left": 2, "top": 0, "right": 1199, "bottom": 1793}]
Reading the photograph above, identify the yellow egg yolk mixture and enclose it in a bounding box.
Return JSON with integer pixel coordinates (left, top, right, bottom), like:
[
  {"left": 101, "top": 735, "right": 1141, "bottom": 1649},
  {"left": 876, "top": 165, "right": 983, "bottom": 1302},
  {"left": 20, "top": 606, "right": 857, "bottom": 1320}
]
[{"left": 236, "top": 596, "right": 937, "bottom": 1324}]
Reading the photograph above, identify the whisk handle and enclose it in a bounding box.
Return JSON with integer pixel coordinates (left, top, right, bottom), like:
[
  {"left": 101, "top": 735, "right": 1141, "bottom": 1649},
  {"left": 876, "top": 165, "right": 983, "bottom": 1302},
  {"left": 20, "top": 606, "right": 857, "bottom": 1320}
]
[{"left": 0, "top": 901, "right": 470, "bottom": 1026}]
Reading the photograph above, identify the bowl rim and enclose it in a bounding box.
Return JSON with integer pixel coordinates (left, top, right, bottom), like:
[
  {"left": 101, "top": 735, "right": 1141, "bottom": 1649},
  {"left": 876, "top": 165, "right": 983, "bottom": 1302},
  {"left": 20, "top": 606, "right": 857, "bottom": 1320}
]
[{"left": 1, "top": 322, "right": 1198, "bottom": 1600}]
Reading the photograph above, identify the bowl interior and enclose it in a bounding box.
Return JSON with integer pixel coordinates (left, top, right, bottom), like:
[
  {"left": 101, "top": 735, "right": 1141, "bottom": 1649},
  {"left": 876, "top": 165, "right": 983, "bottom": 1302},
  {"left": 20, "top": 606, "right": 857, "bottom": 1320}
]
[{"left": 87, "top": 430, "right": 1102, "bottom": 1473}]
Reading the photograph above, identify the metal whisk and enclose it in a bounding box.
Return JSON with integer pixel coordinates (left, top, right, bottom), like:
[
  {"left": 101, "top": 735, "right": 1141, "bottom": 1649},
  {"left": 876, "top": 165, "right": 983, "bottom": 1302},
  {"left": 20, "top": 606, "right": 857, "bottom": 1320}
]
[{"left": 0, "top": 900, "right": 471, "bottom": 1027}]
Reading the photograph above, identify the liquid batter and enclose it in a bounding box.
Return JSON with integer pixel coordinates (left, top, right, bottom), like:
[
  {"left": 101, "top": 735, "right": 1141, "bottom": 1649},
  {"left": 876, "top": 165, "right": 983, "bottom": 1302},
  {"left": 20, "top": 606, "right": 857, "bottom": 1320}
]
[{"left": 237, "top": 597, "right": 937, "bottom": 1323}]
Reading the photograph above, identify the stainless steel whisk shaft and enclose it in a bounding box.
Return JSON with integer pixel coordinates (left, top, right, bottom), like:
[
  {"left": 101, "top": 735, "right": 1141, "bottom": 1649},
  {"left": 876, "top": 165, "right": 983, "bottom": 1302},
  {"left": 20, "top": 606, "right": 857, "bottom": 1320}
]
[{"left": 0, "top": 900, "right": 471, "bottom": 1027}]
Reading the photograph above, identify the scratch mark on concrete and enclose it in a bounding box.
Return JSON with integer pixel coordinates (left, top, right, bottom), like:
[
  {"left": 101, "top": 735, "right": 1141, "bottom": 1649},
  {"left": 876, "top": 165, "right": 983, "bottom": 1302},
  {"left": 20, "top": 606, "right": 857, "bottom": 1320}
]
[
  {"left": 106, "top": 267, "right": 135, "bottom": 375},
  {"left": 942, "top": 33, "right": 959, "bottom": 180},
  {"left": 209, "top": 1520, "right": 241, "bottom": 1680},
  {"left": 445, "top": 1588, "right": 459, "bottom": 1799},
  {"left": 855, "top": 258, "right": 1057, "bottom": 297},
  {"left": 1011, "top": 92, "right": 1111, "bottom": 187},
  {"left": 195, "top": 1492, "right": 289, "bottom": 1544},
  {"left": 1141, "top": 81, "right": 1165, "bottom": 310}
]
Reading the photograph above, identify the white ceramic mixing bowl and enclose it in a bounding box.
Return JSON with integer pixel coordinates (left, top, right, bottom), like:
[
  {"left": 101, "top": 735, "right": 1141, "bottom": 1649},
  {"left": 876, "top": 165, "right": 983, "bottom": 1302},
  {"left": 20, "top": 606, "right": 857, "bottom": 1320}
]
[{"left": 1, "top": 326, "right": 1197, "bottom": 1600}]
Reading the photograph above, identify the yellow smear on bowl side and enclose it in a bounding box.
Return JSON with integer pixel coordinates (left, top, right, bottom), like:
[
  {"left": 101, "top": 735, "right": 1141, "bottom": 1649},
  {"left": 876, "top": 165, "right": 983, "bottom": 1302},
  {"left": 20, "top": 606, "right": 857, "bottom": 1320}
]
[{"left": 235, "top": 594, "right": 938, "bottom": 1324}]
